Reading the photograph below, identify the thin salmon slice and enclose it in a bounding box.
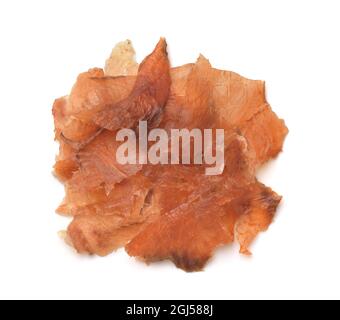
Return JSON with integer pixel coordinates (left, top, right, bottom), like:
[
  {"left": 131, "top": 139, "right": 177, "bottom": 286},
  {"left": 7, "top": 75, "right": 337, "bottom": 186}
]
[{"left": 94, "top": 38, "right": 171, "bottom": 131}]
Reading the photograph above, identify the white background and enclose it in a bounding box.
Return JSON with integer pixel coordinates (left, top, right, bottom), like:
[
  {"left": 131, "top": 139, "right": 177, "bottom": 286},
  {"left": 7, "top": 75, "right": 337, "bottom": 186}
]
[{"left": 0, "top": 0, "right": 339, "bottom": 300}]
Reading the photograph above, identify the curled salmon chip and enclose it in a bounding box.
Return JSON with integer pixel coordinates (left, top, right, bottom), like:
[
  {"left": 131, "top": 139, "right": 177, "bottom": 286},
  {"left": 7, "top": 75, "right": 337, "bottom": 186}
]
[
  {"left": 94, "top": 38, "right": 171, "bottom": 130},
  {"left": 53, "top": 39, "right": 288, "bottom": 272}
]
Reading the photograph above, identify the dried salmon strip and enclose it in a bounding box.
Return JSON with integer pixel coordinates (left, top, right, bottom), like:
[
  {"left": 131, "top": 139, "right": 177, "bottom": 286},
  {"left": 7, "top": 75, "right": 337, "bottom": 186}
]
[
  {"left": 53, "top": 39, "right": 288, "bottom": 272},
  {"left": 94, "top": 38, "right": 171, "bottom": 131}
]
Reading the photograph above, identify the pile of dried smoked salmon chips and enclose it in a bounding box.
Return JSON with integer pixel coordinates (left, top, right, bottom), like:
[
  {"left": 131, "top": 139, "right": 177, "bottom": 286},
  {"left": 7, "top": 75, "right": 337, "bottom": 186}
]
[{"left": 53, "top": 38, "right": 288, "bottom": 271}]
